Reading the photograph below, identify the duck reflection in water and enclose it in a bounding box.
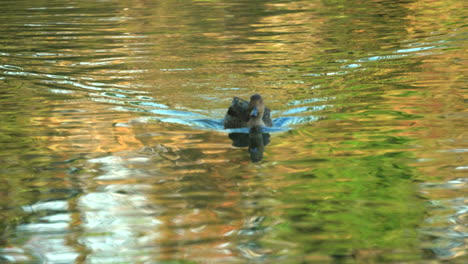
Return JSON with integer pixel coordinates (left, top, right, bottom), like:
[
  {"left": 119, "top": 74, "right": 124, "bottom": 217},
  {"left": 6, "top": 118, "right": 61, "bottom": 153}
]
[{"left": 224, "top": 94, "right": 272, "bottom": 162}]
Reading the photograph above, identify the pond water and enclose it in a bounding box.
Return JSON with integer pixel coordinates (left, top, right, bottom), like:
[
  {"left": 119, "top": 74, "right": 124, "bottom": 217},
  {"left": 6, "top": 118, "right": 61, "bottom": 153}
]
[{"left": 0, "top": 0, "right": 466, "bottom": 263}]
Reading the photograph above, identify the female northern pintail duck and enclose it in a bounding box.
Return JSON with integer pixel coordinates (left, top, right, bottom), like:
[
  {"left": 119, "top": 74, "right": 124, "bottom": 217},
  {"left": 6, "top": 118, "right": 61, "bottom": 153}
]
[{"left": 224, "top": 94, "right": 272, "bottom": 129}]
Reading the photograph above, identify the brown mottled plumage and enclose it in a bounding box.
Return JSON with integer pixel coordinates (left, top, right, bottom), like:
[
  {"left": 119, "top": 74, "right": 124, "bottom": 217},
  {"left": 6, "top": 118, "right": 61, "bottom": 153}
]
[{"left": 224, "top": 94, "right": 272, "bottom": 129}]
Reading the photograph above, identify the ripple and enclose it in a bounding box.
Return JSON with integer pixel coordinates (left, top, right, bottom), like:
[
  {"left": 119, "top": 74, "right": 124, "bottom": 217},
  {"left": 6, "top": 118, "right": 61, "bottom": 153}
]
[
  {"left": 18, "top": 222, "right": 70, "bottom": 233},
  {"left": 101, "top": 92, "right": 131, "bottom": 99},
  {"left": 0, "top": 64, "right": 23, "bottom": 70},
  {"left": 273, "top": 116, "right": 321, "bottom": 127},
  {"left": 287, "top": 97, "right": 329, "bottom": 106},
  {"left": 160, "top": 68, "right": 193, "bottom": 72},
  {"left": 129, "top": 101, "right": 168, "bottom": 108},
  {"left": 341, "top": 63, "right": 361, "bottom": 69},
  {"left": 45, "top": 79, "right": 103, "bottom": 90},
  {"left": 357, "top": 54, "right": 407, "bottom": 62},
  {"left": 48, "top": 88, "right": 75, "bottom": 94},
  {"left": 395, "top": 45, "right": 436, "bottom": 53},
  {"left": 149, "top": 109, "right": 204, "bottom": 117},
  {"left": 281, "top": 105, "right": 328, "bottom": 115},
  {"left": 22, "top": 200, "right": 69, "bottom": 213},
  {"left": 156, "top": 117, "right": 225, "bottom": 130}
]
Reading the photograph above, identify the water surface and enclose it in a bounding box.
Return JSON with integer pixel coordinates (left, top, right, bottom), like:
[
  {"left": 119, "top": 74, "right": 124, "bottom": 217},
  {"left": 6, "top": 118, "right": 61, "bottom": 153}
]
[{"left": 0, "top": 0, "right": 466, "bottom": 263}]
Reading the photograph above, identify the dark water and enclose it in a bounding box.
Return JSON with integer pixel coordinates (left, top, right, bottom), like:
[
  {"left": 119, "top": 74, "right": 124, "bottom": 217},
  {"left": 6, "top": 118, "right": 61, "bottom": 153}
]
[{"left": 0, "top": 0, "right": 466, "bottom": 263}]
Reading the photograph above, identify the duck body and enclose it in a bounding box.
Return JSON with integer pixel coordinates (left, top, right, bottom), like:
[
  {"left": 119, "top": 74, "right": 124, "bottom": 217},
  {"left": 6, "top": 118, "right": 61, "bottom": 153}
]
[{"left": 224, "top": 95, "right": 272, "bottom": 129}]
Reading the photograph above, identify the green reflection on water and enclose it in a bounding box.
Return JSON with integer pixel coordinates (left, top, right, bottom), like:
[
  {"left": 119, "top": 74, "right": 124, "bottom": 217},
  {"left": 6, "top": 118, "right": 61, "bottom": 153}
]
[{"left": 261, "top": 122, "right": 426, "bottom": 259}]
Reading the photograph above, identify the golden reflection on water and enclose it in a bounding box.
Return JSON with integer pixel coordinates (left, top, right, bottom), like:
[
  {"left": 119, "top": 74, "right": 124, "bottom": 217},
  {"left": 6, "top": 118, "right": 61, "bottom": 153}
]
[{"left": 34, "top": 110, "right": 143, "bottom": 154}]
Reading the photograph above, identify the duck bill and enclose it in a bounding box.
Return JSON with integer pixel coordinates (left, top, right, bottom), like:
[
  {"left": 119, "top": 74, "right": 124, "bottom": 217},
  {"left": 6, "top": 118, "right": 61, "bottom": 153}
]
[{"left": 250, "top": 106, "right": 259, "bottom": 117}]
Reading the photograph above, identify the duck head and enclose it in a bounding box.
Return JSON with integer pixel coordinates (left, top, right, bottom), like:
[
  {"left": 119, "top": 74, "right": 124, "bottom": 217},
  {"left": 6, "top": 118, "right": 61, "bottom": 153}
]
[{"left": 247, "top": 94, "right": 266, "bottom": 127}]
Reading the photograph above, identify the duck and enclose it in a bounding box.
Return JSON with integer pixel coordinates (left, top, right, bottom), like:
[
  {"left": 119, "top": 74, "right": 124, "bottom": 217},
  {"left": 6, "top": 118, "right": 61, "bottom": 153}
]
[{"left": 224, "top": 94, "right": 272, "bottom": 129}]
